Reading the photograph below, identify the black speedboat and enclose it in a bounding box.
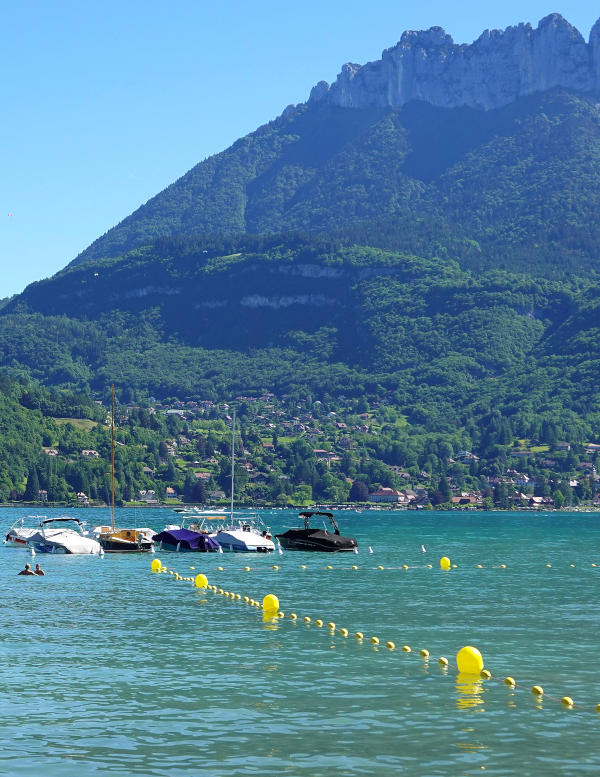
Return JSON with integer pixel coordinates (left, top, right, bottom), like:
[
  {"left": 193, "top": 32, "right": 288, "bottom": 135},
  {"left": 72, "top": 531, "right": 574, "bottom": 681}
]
[{"left": 275, "top": 511, "right": 358, "bottom": 552}]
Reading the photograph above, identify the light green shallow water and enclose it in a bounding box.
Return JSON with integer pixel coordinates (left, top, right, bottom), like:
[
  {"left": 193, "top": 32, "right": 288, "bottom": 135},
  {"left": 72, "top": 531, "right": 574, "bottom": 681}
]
[{"left": 1, "top": 507, "right": 599, "bottom": 776}]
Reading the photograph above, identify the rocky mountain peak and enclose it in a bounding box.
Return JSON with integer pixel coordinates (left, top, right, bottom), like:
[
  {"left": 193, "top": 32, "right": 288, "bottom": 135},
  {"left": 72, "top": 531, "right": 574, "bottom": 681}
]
[{"left": 309, "top": 14, "right": 600, "bottom": 111}]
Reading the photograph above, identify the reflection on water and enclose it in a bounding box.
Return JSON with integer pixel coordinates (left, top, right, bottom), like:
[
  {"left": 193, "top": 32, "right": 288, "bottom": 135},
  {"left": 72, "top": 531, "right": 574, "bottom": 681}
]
[{"left": 455, "top": 672, "right": 486, "bottom": 711}]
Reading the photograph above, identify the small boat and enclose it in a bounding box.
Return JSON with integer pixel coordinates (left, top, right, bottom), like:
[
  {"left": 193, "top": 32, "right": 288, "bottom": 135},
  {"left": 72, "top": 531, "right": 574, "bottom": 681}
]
[
  {"left": 186, "top": 410, "right": 274, "bottom": 553},
  {"left": 152, "top": 521, "right": 220, "bottom": 552},
  {"left": 93, "top": 385, "right": 154, "bottom": 553},
  {"left": 275, "top": 511, "right": 358, "bottom": 552},
  {"left": 194, "top": 515, "right": 274, "bottom": 553},
  {"left": 92, "top": 525, "right": 154, "bottom": 553},
  {"left": 6, "top": 516, "right": 102, "bottom": 554},
  {"left": 5, "top": 515, "right": 48, "bottom": 547}
]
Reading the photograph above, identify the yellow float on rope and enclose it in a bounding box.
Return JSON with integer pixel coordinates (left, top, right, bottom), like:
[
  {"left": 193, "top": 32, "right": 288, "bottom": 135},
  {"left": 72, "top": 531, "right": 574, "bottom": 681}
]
[
  {"left": 440, "top": 556, "right": 451, "bottom": 571},
  {"left": 194, "top": 573, "right": 208, "bottom": 588},
  {"left": 456, "top": 646, "right": 484, "bottom": 674},
  {"left": 151, "top": 558, "right": 162, "bottom": 572}
]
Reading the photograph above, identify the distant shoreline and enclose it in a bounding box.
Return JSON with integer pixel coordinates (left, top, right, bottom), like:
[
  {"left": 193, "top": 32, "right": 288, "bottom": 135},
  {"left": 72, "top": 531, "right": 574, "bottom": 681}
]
[{"left": 1, "top": 502, "right": 599, "bottom": 513}]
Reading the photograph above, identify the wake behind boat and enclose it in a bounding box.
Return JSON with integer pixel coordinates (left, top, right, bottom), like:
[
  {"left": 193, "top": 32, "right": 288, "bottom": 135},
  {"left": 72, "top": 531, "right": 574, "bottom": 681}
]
[{"left": 276, "top": 511, "right": 358, "bottom": 552}]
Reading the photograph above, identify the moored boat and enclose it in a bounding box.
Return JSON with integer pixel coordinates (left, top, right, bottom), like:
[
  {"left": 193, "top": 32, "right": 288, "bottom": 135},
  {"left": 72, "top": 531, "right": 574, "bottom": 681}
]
[
  {"left": 276, "top": 511, "right": 358, "bottom": 552},
  {"left": 192, "top": 515, "right": 274, "bottom": 553},
  {"left": 6, "top": 515, "right": 102, "bottom": 554},
  {"left": 152, "top": 524, "right": 220, "bottom": 552}
]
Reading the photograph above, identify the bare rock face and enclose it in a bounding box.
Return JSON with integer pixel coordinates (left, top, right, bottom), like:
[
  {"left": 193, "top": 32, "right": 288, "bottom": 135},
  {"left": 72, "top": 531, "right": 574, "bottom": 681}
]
[{"left": 309, "top": 14, "right": 600, "bottom": 111}]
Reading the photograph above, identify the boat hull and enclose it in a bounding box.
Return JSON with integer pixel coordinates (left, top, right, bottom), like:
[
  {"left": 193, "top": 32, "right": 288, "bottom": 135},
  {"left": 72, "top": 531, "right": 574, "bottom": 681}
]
[
  {"left": 97, "top": 528, "right": 154, "bottom": 553},
  {"left": 213, "top": 529, "right": 274, "bottom": 553},
  {"left": 276, "top": 529, "right": 357, "bottom": 552}
]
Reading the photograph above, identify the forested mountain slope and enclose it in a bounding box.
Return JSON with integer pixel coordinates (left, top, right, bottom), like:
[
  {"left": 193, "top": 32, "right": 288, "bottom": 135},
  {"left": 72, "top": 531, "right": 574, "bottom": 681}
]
[{"left": 70, "top": 91, "right": 600, "bottom": 278}]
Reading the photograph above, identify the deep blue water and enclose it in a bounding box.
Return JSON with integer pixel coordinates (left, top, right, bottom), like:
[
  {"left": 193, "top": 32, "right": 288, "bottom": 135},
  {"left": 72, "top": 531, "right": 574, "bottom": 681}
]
[{"left": 1, "top": 507, "right": 599, "bottom": 776}]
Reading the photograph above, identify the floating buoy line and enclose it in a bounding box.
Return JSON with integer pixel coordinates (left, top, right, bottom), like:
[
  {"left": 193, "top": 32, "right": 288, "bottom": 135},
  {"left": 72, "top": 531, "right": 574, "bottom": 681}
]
[{"left": 150, "top": 556, "right": 599, "bottom": 714}]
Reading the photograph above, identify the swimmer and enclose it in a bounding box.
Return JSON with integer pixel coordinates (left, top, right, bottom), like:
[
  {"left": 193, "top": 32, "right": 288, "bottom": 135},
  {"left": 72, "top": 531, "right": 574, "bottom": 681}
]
[
  {"left": 18, "top": 563, "right": 36, "bottom": 576},
  {"left": 34, "top": 563, "right": 45, "bottom": 576}
]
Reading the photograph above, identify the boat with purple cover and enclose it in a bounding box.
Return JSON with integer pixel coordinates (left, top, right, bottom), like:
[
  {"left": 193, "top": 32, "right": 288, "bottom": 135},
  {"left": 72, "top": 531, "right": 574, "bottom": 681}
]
[{"left": 152, "top": 526, "right": 220, "bottom": 552}]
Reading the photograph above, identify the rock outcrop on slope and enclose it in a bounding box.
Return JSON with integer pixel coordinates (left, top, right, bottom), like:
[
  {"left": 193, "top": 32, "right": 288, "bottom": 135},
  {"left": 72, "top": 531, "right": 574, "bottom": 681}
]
[{"left": 310, "top": 14, "right": 600, "bottom": 111}]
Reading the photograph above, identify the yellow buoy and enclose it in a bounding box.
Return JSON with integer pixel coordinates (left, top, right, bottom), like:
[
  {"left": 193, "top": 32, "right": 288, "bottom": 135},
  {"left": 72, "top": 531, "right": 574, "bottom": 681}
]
[
  {"left": 386, "top": 641, "right": 395, "bottom": 650},
  {"left": 168, "top": 570, "right": 174, "bottom": 575},
  {"left": 243, "top": 595, "right": 249, "bottom": 603},
  {"left": 235, "top": 593, "right": 241, "bottom": 600},
  {"left": 277, "top": 611, "right": 284, "bottom": 617},
  {"left": 352, "top": 565, "right": 358, "bottom": 570},
  {"left": 402, "top": 645, "right": 411, "bottom": 652},
  {"left": 456, "top": 646, "right": 484, "bottom": 674},
  {"left": 151, "top": 558, "right": 162, "bottom": 572},
  {"left": 328, "top": 622, "right": 336, "bottom": 630},
  {"left": 426, "top": 564, "right": 432, "bottom": 569},
  {"left": 217, "top": 566, "right": 224, "bottom": 571},
  {"left": 371, "top": 636, "right": 380, "bottom": 645},
  {"left": 476, "top": 564, "right": 483, "bottom": 568},
  {"left": 481, "top": 669, "right": 492, "bottom": 680},
  {"left": 546, "top": 563, "right": 552, "bottom": 568},
  {"left": 569, "top": 563, "right": 575, "bottom": 568},
  {"left": 561, "top": 696, "right": 574, "bottom": 707},
  {"left": 420, "top": 649, "right": 429, "bottom": 658},
  {"left": 500, "top": 563, "right": 506, "bottom": 569},
  {"left": 438, "top": 656, "right": 449, "bottom": 667},
  {"left": 440, "top": 556, "right": 451, "bottom": 571},
  {"left": 272, "top": 565, "right": 279, "bottom": 570},
  {"left": 532, "top": 686, "right": 544, "bottom": 696},
  {"left": 340, "top": 628, "right": 349, "bottom": 637},
  {"left": 355, "top": 631, "right": 364, "bottom": 640},
  {"left": 263, "top": 594, "right": 279, "bottom": 612},
  {"left": 301, "top": 564, "right": 307, "bottom": 569},
  {"left": 377, "top": 565, "right": 384, "bottom": 570},
  {"left": 315, "top": 619, "right": 324, "bottom": 627},
  {"left": 402, "top": 564, "right": 408, "bottom": 570},
  {"left": 504, "top": 677, "right": 516, "bottom": 687},
  {"left": 244, "top": 566, "right": 251, "bottom": 571},
  {"left": 327, "top": 565, "right": 333, "bottom": 570},
  {"left": 290, "top": 612, "right": 297, "bottom": 619},
  {"left": 218, "top": 588, "right": 224, "bottom": 594},
  {"left": 304, "top": 616, "right": 311, "bottom": 623},
  {"left": 194, "top": 573, "right": 208, "bottom": 588}
]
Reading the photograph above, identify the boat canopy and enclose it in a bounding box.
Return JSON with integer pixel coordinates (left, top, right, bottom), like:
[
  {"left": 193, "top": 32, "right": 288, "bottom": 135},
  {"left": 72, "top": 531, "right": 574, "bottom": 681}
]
[
  {"left": 152, "top": 528, "right": 220, "bottom": 551},
  {"left": 299, "top": 511, "right": 340, "bottom": 534}
]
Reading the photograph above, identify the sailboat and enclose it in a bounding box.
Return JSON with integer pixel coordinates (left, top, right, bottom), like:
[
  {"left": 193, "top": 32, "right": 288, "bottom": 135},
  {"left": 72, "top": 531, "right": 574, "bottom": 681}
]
[
  {"left": 196, "top": 410, "right": 274, "bottom": 552},
  {"left": 92, "top": 386, "right": 154, "bottom": 553}
]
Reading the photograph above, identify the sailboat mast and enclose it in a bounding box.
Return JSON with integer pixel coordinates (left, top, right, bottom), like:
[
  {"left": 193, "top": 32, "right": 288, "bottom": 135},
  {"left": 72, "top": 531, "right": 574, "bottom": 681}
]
[
  {"left": 111, "top": 384, "right": 115, "bottom": 532},
  {"left": 230, "top": 408, "right": 235, "bottom": 521}
]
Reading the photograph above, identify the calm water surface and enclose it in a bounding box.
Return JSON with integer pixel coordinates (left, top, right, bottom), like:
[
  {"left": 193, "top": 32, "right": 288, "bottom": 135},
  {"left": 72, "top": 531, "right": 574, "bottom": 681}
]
[{"left": 1, "top": 507, "right": 599, "bottom": 776}]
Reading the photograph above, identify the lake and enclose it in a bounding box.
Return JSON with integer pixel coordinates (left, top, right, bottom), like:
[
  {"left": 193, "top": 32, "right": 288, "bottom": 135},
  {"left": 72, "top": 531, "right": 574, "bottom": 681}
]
[{"left": 2, "top": 507, "right": 599, "bottom": 776}]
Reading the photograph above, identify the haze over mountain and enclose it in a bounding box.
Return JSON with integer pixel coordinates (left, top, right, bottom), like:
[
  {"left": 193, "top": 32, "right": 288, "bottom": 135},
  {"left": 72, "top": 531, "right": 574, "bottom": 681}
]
[{"left": 1, "top": 13, "right": 599, "bottom": 452}]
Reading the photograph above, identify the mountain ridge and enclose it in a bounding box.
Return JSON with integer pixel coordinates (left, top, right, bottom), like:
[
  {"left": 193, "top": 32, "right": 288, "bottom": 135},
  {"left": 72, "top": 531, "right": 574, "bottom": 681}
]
[{"left": 310, "top": 14, "right": 600, "bottom": 111}]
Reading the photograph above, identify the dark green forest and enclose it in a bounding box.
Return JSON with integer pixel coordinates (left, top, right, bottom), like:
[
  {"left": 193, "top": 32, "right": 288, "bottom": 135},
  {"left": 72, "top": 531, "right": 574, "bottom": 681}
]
[{"left": 0, "top": 87, "right": 599, "bottom": 508}]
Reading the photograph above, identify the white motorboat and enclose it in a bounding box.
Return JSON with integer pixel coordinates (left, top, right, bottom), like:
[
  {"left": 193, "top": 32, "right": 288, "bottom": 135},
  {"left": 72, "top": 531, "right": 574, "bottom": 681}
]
[
  {"left": 187, "top": 410, "right": 274, "bottom": 552},
  {"left": 8, "top": 516, "right": 102, "bottom": 555},
  {"left": 5, "top": 515, "right": 48, "bottom": 547},
  {"left": 191, "top": 514, "right": 274, "bottom": 553}
]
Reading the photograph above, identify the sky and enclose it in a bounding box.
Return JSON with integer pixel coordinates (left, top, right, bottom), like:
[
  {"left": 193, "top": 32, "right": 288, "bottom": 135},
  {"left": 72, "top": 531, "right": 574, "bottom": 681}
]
[{"left": 1, "top": 0, "right": 598, "bottom": 298}]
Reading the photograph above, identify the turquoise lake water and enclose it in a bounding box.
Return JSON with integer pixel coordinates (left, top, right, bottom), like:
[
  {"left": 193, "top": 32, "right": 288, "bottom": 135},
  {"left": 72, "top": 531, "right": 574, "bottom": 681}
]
[{"left": 1, "top": 507, "right": 599, "bottom": 776}]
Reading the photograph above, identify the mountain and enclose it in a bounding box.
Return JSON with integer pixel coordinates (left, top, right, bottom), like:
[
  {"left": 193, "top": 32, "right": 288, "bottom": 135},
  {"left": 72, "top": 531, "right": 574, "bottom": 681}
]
[
  {"left": 68, "top": 14, "right": 600, "bottom": 275},
  {"left": 1, "top": 14, "right": 599, "bottom": 464},
  {"left": 311, "top": 14, "right": 600, "bottom": 111}
]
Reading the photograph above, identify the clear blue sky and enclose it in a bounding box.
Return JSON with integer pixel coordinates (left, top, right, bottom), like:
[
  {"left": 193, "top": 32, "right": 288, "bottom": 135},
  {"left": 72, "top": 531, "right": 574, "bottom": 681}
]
[{"left": 1, "top": 1, "right": 598, "bottom": 297}]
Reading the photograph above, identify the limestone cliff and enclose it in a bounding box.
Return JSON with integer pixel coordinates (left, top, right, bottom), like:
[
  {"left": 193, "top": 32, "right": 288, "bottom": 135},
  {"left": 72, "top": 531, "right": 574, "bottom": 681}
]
[{"left": 309, "top": 14, "right": 600, "bottom": 110}]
